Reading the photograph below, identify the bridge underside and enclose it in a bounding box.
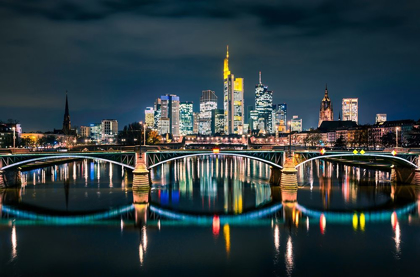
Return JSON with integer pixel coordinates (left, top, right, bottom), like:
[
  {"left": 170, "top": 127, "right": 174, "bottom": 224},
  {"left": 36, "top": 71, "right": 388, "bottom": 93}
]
[
  {"left": 146, "top": 151, "right": 284, "bottom": 169},
  {"left": 0, "top": 152, "right": 136, "bottom": 171}
]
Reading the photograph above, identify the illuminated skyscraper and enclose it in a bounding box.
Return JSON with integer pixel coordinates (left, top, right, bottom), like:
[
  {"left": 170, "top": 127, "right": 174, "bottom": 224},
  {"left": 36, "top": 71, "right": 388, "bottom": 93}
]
[
  {"left": 199, "top": 90, "right": 217, "bottom": 135},
  {"left": 319, "top": 84, "right": 334, "bottom": 127},
  {"left": 160, "top": 94, "right": 180, "bottom": 136},
  {"left": 211, "top": 109, "right": 225, "bottom": 134},
  {"left": 145, "top": 107, "right": 154, "bottom": 128},
  {"left": 154, "top": 98, "right": 161, "bottom": 131},
  {"left": 291, "top": 115, "right": 302, "bottom": 132},
  {"left": 342, "top": 98, "right": 358, "bottom": 124},
  {"left": 273, "top": 104, "right": 287, "bottom": 133},
  {"left": 180, "top": 101, "right": 194, "bottom": 135},
  {"left": 255, "top": 72, "right": 273, "bottom": 133},
  {"left": 223, "top": 46, "right": 244, "bottom": 135},
  {"left": 193, "top": 112, "right": 199, "bottom": 134}
]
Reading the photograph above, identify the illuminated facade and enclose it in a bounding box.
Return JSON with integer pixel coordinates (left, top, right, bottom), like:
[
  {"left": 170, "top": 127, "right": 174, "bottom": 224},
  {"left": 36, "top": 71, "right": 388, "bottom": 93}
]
[
  {"left": 89, "top": 123, "right": 101, "bottom": 142},
  {"left": 154, "top": 98, "right": 161, "bottom": 131},
  {"left": 249, "top": 110, "right": 259, "bottom": 131},
  {"left": 160, "top": 94, "right": 180, "bottom": 136},
  {"left": 180, "top": 101, "right": 194, "bottom": 135},
  {"left": 273, "top": 104, "right": 287, "bottom": 133},
  {"left": 342, "top": 98, "right": 358, "bottom": 124},
  {"left": 145, "top": 107, "right": 154, "bottom": 128},
  {"left": 319, "top": 85, "right": 334, "bottom": 127},
  {"left": 79, "top": 126, "right": 91, "bottom": 138},
  {"left": 193, "top": 112, "right": 199, "bottom": 134},
  {"left": 376, "top": 114, "right": 387, "bottom": 124},
  {"left": 211, "top": 109, "right": 225, "bottom": 134},
  {"left": 101, "top": 119, "right": 118, "bottom": 143},
  {"left": 199, "top": 90, "right": 218, "bottom": 135},
  {"left": 223, "top": 46, "right": 244, "bottom": 135},
  {"left": 291, "top": 115, "right": 302, "bottom": 132},
  {"left": 255, "top": 72, "right": 273, "bottom": 133}
]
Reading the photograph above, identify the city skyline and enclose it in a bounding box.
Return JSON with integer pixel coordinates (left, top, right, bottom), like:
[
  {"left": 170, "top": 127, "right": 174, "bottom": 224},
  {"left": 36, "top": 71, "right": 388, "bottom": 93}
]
[{"left": 1, "top": 0, "right": 419, "bottom": 131}]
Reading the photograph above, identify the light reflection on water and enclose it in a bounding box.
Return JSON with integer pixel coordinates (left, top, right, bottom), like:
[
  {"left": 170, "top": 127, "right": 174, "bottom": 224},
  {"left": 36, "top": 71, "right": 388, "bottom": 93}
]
[{"left": 1, "top": 158, "right": 420, "bottom": 276}]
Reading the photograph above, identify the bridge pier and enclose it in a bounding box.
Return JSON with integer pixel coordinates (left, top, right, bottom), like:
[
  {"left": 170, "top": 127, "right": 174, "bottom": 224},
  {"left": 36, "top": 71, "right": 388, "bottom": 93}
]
[
  {"left": 269, "top": 167, "right": 282, "bottom": 186},
  {"left": 280, "top": 157, "right": 298, "bottom": 189},
  {"left": 391, "top": 167, "right": 420, "bottom": 185},
  {"left": 132, "top": 163, "right": 151, "bottom": 191},
  {"left": 0, "top": 168, "right": 22, "bottom": 188}
]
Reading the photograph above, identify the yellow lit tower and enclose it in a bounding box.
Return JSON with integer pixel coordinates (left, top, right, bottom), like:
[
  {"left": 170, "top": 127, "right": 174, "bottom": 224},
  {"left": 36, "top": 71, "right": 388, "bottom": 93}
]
[{"left": 223, "top": 46, "right": 244, "bottom": 135}]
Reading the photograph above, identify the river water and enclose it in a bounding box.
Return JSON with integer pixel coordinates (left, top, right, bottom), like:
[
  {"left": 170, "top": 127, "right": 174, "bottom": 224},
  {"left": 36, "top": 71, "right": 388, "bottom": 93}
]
[{"left": 1, "top": 157, "right": 419, "bottom": 276}]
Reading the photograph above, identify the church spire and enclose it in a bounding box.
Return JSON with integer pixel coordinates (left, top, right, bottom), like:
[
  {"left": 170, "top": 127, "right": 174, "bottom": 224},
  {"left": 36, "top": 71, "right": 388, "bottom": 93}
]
[
  {"left": 63, "top": 91, "right": 71, "bottom": 135},
  {"left": 325, "top": 83, "right": 328, "bottom": 95}
]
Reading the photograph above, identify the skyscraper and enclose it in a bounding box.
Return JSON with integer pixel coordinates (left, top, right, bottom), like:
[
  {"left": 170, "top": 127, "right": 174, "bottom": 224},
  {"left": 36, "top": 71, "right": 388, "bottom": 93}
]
[
  {"left": 319, "top": 84, "right": 334, "bottom": 127},
  {"left": 273, "top": 104, "right": 287, "bottom": 133},
  {"left": 145, "top": 107, "right": 154, "bottom": 128},
  {"left": 154, "top": 98, "right": 161, "bottom": 131},
  {"left": 223, "top": 46, "right": 244, "bottom": 135},
  {"left": 180, "top": 102, "right": 194, "bottom": 135},
  {"left": 193, "top": 112, "right": 199, "bottom": 134},
  {"left": 63, "top": 92, "right": 71, "bottom": 135},
  {"left": 291, "top": 115, "right": 303, "bottom": 132},
  {"left": 160, "top": 94, "right": 180, "bottom": 136},
  {"left": 342, "top": 98, "right": 358, "bottom": 124},
  {"left": 211, "top": 109, "right": 225, "bottom": 134},
  {"left": 199, "top": 90, "right": 217, "bottom": 135},
  {"left": 255, "top": 72, "right": 273, "bottom": 133}
]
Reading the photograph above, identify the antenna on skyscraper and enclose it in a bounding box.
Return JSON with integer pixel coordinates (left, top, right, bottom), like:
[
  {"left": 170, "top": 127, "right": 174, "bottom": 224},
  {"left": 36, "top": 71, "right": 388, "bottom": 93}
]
[{"left": 259, "top": 71, "right": 262, "bottom": 84}]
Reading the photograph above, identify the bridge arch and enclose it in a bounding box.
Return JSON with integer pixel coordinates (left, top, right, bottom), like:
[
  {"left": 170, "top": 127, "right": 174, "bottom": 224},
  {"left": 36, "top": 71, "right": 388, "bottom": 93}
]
[
  {"left": 0, "top": 155, "right": 136, "bottom": 171},
  {"left": 147, "top": 152, "right": 283, "bottom": 169},
  {"left": 295, "top": 153, "right": 418, "bottom": 169}
]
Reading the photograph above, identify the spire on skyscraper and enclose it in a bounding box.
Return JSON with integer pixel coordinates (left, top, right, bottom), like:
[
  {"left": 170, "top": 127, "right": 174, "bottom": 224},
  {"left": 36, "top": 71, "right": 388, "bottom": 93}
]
[
  {"left": 223, "top": 45, "right": 231, "bottom": 79},
  {"left": 259, "top": 71, "right": 262, "bottom": 84}
]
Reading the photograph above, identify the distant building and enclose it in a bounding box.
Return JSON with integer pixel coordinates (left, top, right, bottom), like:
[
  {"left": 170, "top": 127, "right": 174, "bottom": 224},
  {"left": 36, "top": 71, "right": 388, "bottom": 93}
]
[
  {"left": 101, "top": 119, "right": 118, "bottom": 143},
  {"left": 319, "top": 84, "right": 334, "bottom": 127},
  {"left": 89, "top": 123, "right": 102, "bottom": 143},
  {"left": 223, "top": 46, "right": 244, "bottom": 135},
  {"left": 193, "top": 112, "right": 199, "bottom": 134},
  {"left": 154, "top": 98, "right": 161, "bottom": 131},
  {"left": 211, "top": 109, "right": 225, "bottom": 134},
  {"left": 273, "top": 104, "right": 287, "bottom": 133},
  {"left": 342, "top": 98, "right": 358, "bottom": 124},
  {"left": 199, "top": 90, "right": 217, "bottom": 135},
  {"left": 255, "top": 72, "right": 273, "bottom": 133},
  {"left": 79, "top": 126, "right": 91, "bottom": 138},
  {"left": 249, "top": 110, "right": 259, "bottom": 132},
  {"left": 160, "top": 94, "right": 180, "bottom": 136},
  {"left": 145, "top": 107, "right": 154, "bottom": 128},
  {"left": 180, "top": 102, "right": 194, "bottom": 135},
  {"left": 0, "top": 124, "right": 13, "bottom": 148},
  {"left": 291, "top": 116, "right": 302, "bottom": 132},
  {"left": 376, "top": 114, "right": 387, "bottom": 124},
  {"left": 159, "top": 118, "right": 170, "bottom": 135}
]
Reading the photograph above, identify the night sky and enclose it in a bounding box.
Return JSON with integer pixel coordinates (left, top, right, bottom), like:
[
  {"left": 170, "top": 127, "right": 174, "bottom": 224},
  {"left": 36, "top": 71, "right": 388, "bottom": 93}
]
[{"left": 0, "top": 0, "right": 419, "bottom": 132}]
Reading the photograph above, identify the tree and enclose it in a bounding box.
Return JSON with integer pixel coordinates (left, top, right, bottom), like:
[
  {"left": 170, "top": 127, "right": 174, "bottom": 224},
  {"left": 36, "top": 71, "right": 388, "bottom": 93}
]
[
  {"left": 407, "top": 126, "right": 420, "bottom": 147},
  {"left": 147, "top": 130, "right": 162, "bottom": 144},
  {"left": 39, "top": 135, "right": 57, "bottom": 147},
  {"left": 381, "top": 132, "right": 396, "bottom": 148},
  {"left": 118, "top": 122, "right": 143, "bottom": 145},
  {"left": 334, "top": 135, "right": 346, "bottom": 149}
]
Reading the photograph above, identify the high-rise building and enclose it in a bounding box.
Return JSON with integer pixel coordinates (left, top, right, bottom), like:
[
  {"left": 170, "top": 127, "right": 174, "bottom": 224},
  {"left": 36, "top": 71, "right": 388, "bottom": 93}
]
[
  {"left": 101, "top": 119, "right": 118, "bottom": 143},
  {"left": 249, "top": 110, "right": 259, "bottom": 132},
  {"left": 273, "top": 104, "right": 287, "bottom": 133},
  {"left": 145, "top": 107, "right": 155, "bottom": 128},
  {"left": 376, "top": 114, "right": 387, "bottom": 124},
  {"left": 160, "top": 94, "right": 180, "bottom": 136},
  {"left": 62, "top": 92, "right": 71, "bottom": 135},
  {"left": 223, "top": 46, "right": 244, "bottom": 135},
  {"left": 154, "top": 98, "right": 161, "bottom": 131},
  {"left": 211, "top": 109, "right": 225, "bottom": 134},
  {"left": 342, "top": 98, "right": 358, "bottom": 124},
  {"left": 89, "top": 123, "right": 102, "bottom": 143},
  {"left": 193, "top": 112, "right": 199, "bottom": 134},
  {"left": 319, "top": 84, "right": 334, "bottom": 127},
  {"left": 255, "top": 72, "right": 273, "bottom": 133},
  {"left": 79, "top": 126, "right": 91, "bottom": 138},
  {"left": 291, "top": 115, "right": 303, "bottom": 132},
  {"left": 180, "top": 102, "right": 194, "bottom": 135},
  {"left": 199, "top": 90, "right": 218, "bottom": 135},
  {"left": 159, "top": 118, "right": 170, "bottom": 135}
]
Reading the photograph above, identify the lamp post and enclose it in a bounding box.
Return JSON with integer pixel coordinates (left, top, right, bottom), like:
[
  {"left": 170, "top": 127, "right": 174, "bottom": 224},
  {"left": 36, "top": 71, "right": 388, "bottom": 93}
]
[
  {"left": 143, "top": 123, "right": 147, "bottom": 146},
  {"left": 288, "top": 121, "right": 292, "bottom": 157}
]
